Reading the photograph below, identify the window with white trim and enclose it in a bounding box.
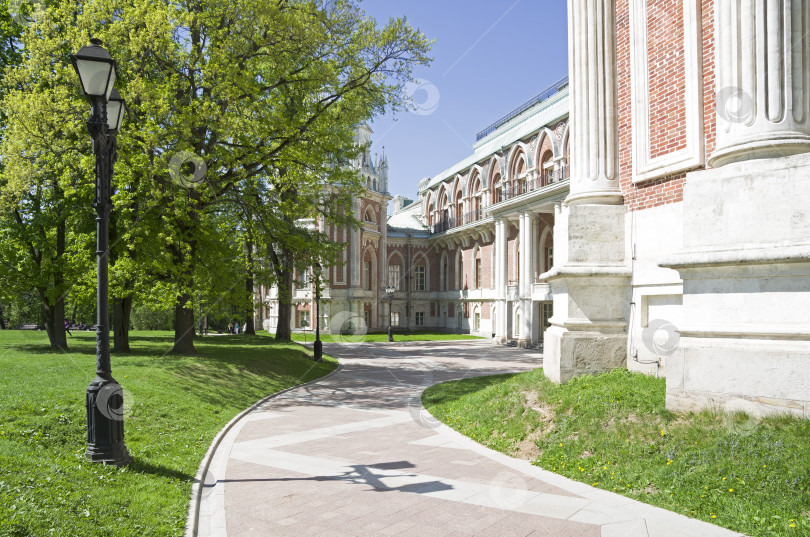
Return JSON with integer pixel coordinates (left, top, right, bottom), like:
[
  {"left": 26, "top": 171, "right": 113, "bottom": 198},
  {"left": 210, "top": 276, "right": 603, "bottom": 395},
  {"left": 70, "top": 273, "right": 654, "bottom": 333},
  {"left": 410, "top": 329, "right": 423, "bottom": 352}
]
[
  {"left": 415, "top": 311, "right": 425, "bottom": 327},
  {"left": 414, "top": 266, "right": 425, "bottom": 291},
  {"left": 388, "top": 264, "right": 401, "bottom": 289}
]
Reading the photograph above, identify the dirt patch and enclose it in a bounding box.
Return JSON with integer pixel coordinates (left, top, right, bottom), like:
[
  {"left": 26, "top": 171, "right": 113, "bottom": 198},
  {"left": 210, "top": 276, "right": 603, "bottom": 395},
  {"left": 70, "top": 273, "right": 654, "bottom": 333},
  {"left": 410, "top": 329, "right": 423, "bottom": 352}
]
[
  {"left": 643, "top": 484, "right": 658, "bottom": 495},
  {"left": 578, "top": 450, "right": 593, "bottom": 459},
  {"left": 515, "top": 429, "right": 544, "bottom": 461},
  {"left": 523, "top": 391, "right": 555, "bottom": 428},
  {"left": 513, "top": 391, "right": 557, "bottom": 461}
]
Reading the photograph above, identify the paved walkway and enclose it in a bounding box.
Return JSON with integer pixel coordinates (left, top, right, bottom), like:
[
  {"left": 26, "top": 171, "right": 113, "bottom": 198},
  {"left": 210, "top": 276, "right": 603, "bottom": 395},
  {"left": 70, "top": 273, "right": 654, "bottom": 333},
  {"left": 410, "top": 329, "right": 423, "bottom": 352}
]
[{"left": 189, "top": 340, "right": 744, "bottom": 537}]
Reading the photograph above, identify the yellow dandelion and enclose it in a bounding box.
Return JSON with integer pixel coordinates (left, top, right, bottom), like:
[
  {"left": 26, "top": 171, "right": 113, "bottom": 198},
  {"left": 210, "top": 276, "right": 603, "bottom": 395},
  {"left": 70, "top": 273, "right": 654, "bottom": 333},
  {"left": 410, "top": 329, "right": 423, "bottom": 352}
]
[
  {"left": 729, "top": 488, "right": 733, "bottom": 492},
  {"left": 711, "top": 515, "right": 716, "bottom": 519},
  {"left": 660, "top": 430, "right": 665, "bottom": 436}
]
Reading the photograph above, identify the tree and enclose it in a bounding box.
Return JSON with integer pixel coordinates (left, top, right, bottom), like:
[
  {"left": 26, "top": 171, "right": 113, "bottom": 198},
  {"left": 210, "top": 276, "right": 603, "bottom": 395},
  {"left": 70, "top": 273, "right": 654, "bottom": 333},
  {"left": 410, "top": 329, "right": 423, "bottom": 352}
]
[
  {"left": 0, "top": 70, "right": 95, "bottom": 349},
  {"left": 0, "top": 0, "right": 431, "bottom": 354},
  {"left": 99, "top": 0, "right": 430, "bottom": 351}
]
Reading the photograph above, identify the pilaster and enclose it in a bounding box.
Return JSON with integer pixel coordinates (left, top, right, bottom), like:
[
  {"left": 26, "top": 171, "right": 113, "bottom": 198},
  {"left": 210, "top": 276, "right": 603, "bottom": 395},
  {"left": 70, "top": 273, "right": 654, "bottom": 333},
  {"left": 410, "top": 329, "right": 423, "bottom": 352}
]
[{"left": 349, "top": 199, "right": 361, "bottom": 288}]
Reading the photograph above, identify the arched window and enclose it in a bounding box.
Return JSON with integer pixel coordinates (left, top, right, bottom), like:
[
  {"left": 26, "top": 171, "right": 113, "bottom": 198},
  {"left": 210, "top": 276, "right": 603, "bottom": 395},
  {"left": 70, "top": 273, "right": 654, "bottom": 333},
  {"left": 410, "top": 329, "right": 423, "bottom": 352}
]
[
  {"left": 470, "top": 174, "right": 482, "bottom": 219},
  {"left": 439, "top": 189, "right": 450, "bottom": 229},
  {"left": 492, "top": 172, "right": 502, "bottom": 204},
  {"left": 541, "top": 150, "right": 554, "bottom": 185},
  {"left": 364, "top": 207, "right": 375, "bottom": 223}
]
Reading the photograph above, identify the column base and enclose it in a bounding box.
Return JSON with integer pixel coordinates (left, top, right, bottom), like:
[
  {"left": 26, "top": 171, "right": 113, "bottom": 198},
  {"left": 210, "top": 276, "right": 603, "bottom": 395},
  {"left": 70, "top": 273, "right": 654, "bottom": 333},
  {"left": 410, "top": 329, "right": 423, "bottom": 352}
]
[
  {"left": 543, "top": 328, "right": 627, "bottom": 383},
  {"left": 708, "top": 136, "right": 810, "bottom": 168}
]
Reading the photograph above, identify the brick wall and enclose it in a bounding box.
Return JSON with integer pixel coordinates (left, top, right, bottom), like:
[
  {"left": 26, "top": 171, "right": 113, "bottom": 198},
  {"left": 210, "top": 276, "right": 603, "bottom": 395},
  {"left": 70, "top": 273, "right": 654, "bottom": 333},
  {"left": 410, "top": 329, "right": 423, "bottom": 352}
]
[{"left": 617, "top": 0, "right": 716, "bottom": 212}]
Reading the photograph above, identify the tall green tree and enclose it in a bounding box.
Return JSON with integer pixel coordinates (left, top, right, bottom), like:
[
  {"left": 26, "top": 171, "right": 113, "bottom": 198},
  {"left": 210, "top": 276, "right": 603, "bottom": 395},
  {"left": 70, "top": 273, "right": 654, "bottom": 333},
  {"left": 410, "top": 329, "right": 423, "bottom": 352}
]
[{"left": 0, "top": 0, "right": 431, "bottom": 354}]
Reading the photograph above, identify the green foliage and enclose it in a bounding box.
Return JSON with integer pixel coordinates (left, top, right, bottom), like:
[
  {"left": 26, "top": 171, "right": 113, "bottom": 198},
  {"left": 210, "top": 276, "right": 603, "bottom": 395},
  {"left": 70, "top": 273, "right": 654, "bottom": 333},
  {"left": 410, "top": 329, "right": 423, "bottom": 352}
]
[
  {"left": 423, "top": 369, "right": 810, "bottom": 537},
  {"left": 0, "top": 329, "right": 337, "bottom": 535},
  {"left": 0, "top": 0, "right": 433, "bottom": 352},
  {"left": 129, "top": 305, "right": 174, "bottom": 331}
]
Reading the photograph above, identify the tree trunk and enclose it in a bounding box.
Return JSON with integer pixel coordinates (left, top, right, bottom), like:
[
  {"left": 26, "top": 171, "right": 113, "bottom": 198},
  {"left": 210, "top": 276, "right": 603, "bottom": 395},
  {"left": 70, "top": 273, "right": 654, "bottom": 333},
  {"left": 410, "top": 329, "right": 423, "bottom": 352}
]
[
  {"left": 274, "top": 251, "right": 295, "bottom": 341},
  {"left": 112, "top": 296, "right": 132, "bottom": 353},
  {"left": 0, "top": 306, "right": 5, "bottom": 329},
  {"left": 41, "top": 291, "right": 67, "bottom": 350},
  {"left": 173, "top": 293, "right": 197, "bottom": 354},
  {"left": 42, "top": 220, "right": 68, "bottom": 350},
  {"left": 245, "top": 234, "right": 256, "bottom": 335}
]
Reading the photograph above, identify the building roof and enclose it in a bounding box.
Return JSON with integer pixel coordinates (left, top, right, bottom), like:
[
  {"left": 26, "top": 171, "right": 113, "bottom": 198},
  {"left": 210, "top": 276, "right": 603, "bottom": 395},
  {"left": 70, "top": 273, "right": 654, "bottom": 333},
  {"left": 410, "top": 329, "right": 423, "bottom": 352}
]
[
  {"left": 386, "top": 201, "right": 429, "bottom": 236},
  {"left": 423, "top": 86, "right": 569, "bottom": 191}
]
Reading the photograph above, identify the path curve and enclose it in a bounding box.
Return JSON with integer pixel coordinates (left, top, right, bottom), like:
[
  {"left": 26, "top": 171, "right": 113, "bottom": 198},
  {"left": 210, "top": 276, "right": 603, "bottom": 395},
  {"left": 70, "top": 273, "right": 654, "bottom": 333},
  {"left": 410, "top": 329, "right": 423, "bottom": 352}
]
[{"left": 190, "top": 340, "right": 744, "bottom": 537}]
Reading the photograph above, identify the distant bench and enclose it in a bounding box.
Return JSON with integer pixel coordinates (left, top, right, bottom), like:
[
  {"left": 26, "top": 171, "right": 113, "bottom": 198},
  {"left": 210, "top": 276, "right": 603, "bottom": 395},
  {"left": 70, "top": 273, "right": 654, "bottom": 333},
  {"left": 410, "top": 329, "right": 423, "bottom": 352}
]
[{"left": 18, "top": 324, "right": 45, "bottom": 330}]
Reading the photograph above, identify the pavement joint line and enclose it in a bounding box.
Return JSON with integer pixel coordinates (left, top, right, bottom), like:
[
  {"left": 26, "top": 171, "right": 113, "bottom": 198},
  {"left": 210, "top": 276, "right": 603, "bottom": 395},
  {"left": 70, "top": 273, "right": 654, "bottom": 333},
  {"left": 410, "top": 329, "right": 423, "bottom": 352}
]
[
  {"left": 184, "top": 357, "right": 346, "bottom": 537},
  {"left": 195, "top": 341, "right": 747, "bottom": 537}
]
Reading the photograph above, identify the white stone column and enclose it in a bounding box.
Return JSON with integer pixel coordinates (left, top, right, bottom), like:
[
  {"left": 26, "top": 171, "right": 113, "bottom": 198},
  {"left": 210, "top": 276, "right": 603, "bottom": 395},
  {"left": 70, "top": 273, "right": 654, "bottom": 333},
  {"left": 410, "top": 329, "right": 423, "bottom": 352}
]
[
  {"left": 711, "top": 0, "right": 810, "bottom": 167},
  {"left": 541, "top": 0, "right": 630, "bottom": 381},
  {"left": 494, "top": 218, "right": 509, "bottom": 343},
  {"left": 566, "top": 0, "right": 622, "bottom": 206},
  {"left": 519, "top": 212, "right": 535, "bottom": 347}
]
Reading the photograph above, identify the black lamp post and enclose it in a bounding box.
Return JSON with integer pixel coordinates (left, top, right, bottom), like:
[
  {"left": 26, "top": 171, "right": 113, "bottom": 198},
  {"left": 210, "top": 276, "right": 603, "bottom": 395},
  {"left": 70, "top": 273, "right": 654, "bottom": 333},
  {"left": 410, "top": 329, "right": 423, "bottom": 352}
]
[
  {"left": 313, "top": 263, "right": 323, "bottom": 362},
  {"left": 385, "top": 285, "right": 396, "bottom": 342},
  {"left": 72, "top": 39, "right": 131, "bottom": 466}
]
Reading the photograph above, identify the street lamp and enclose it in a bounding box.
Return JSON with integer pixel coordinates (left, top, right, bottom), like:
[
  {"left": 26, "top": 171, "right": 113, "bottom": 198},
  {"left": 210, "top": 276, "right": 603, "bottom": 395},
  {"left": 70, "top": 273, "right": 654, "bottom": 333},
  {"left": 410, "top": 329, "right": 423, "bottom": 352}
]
[
  {"left": 313, "top": 263, "right": 323, "bottom": 362},
  {"left": 71, "top": 39, "right": 131, "bottom": 466},
  {"left": 385, "top": 285, "right": 396, "bottom": 342}
]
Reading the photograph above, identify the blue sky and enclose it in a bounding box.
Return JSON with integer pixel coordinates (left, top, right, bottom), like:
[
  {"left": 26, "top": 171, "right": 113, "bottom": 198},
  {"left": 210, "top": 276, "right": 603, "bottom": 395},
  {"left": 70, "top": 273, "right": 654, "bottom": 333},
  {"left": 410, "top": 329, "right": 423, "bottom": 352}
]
[{"left": 359, "top": 0, "right": 569, "bottom": 201}]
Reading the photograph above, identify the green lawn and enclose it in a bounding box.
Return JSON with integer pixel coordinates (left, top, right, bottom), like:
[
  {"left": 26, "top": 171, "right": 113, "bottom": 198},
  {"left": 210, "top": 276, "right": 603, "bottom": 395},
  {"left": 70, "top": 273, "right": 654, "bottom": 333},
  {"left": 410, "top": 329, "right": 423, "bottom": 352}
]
[
  {"left": 422, "top": 368, "right": 810, "bottom": 537},
  {"left": 0, "top": 330, "right": 336, "bottom": 537},
  {"left": 290, "top": 330, "right": 484, "bottom": 344}
]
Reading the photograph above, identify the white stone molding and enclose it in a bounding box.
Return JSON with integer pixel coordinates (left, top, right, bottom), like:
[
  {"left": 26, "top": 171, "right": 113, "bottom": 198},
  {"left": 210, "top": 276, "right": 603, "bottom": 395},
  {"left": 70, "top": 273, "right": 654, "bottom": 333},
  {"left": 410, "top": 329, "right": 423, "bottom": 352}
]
[
  {"left": 566, "top": 0, "right": 622, "bottom": 206},
  {"left": 630, "top": 0, "right": 705, "bottom": 183},
  {"left": 711, "top": 0, "right": 810, "bottom": 166},
  {"left": 507, "top": 142, "right": 532, "bottom": 179}
]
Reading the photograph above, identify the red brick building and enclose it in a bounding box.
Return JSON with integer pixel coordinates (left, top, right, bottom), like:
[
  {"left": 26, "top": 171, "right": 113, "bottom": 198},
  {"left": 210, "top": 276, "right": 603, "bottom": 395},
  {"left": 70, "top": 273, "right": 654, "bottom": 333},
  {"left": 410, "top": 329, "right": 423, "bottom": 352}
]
[{"left": 259, "top": 0, "right": 810, "bottom": 417}]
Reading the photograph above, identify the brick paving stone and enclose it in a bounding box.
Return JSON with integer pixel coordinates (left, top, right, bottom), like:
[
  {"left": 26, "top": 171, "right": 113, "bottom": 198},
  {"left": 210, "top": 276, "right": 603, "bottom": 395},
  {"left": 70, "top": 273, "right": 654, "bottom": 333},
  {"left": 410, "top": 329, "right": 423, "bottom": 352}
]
[{"left": 189, "top": 341, "right": 745, "bottom": 537}]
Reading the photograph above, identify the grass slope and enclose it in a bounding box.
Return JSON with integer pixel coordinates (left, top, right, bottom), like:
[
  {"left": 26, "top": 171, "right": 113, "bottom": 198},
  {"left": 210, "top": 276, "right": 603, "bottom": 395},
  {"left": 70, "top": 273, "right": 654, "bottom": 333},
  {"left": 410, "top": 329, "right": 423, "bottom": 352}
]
[
  {"left": 0, "top": 330, "right": 336, "bottom": 536},
  {"left": 422, "top": 368, "right": 810, "bottom": 537}
]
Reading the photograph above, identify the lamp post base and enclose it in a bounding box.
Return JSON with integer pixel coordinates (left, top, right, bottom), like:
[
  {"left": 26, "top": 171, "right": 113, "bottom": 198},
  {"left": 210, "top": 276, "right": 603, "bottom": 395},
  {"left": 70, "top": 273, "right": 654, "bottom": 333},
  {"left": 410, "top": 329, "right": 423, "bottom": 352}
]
[
  {"left": 313, "top": 339, "right": 323, "bottom": 362},
  {"left": 388, "top": 327, "right": 393, "bottom": 342},
  {"left": 85, "top": 376, "right": 132, "bottom": 466}
]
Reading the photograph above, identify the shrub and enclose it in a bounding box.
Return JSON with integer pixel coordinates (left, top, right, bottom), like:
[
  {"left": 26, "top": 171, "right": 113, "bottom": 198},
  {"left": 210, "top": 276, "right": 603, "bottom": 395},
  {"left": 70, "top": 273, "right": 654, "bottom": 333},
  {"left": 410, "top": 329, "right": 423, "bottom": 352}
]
[{"left": 130, "top": 306, "right": 174, "bottom": 330}]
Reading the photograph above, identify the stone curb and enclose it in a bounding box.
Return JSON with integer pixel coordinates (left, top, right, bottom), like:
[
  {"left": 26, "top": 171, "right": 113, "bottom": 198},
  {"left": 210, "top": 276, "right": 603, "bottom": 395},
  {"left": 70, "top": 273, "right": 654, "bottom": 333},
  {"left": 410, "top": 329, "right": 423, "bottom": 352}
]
[
  {"left": 183, "top": 355, "right": 345, "bottom": 537},
  {"left": 415, "top": 399, "right": 746, "bottom": 537}
]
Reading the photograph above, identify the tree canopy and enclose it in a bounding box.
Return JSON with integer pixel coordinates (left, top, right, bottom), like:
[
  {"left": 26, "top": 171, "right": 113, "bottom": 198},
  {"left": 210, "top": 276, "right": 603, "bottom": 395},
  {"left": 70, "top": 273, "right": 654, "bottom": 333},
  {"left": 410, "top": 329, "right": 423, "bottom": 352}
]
[{"left": 0, "top": 0, "right": 432, "bottom": 351}]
